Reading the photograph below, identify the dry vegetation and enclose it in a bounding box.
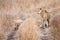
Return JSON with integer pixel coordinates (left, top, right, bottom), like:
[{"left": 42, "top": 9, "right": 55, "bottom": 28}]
[{"left": 0, "top": 0, "right": 60, "bottom": 40}]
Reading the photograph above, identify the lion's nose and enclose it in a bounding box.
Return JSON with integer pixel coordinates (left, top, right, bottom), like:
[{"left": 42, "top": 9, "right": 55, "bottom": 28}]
[{"left": 41, "top": 21, "right": 48, "bottom": 29}]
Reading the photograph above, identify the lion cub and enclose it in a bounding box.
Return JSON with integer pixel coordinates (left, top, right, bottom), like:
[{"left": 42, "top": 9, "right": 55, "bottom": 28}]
[
  {"left": 14, "top": 8, "right": 51, "bottom": 40},
  {"left": 14, "top": 8, "right": 60, "bottom": 40}
]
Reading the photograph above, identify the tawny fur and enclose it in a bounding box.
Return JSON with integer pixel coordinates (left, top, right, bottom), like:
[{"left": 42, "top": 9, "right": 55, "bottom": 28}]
[
  {"left": 14, "top": 8, "right": 60, "bottom": 40},
  {"left": 14, "top": 9, "right": 50, "bottom": 40},
  {"left": 14, "top": 18, "right": 41, "bottom": 40}
]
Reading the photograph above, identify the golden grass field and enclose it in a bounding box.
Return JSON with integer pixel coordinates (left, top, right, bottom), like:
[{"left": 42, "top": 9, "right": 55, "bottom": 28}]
[{"left": 0, "top": 0, "right": 60, "bottom": 40}]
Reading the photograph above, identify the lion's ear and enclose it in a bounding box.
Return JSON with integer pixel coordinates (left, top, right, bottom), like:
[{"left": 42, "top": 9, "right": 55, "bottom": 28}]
[{"left": 38, "top": 8, "right": 48, "bottom": 17}]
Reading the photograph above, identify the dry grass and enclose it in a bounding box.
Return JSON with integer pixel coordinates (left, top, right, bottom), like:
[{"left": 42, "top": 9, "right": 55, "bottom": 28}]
[{"left": 0, "top": 0, "right": 60, "bottom": 40}]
